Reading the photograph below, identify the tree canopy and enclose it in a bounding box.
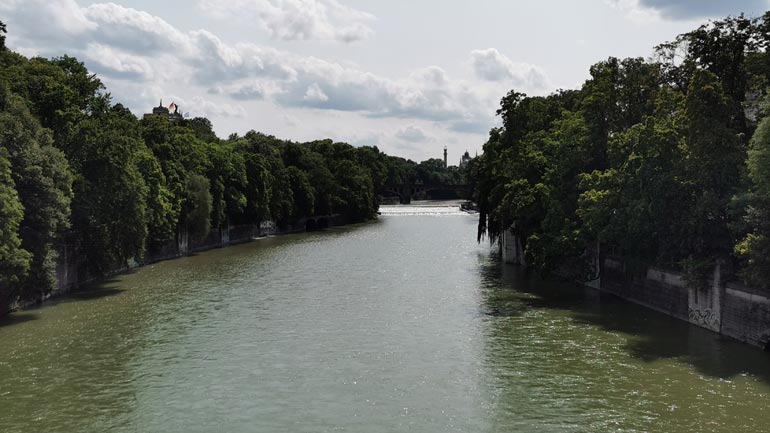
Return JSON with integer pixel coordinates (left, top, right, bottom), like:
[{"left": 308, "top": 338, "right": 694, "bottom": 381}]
[{"left": 473, "top": 13, "right": 770, "bottom": 289}]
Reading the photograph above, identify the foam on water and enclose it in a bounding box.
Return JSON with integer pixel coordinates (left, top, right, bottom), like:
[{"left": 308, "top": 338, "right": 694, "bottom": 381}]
[
  {"left": 379, "top": 200, "right": 469, "bottom": 216},
  {"left": 379, "top": 205, "right": 467, "bottom": 216}
]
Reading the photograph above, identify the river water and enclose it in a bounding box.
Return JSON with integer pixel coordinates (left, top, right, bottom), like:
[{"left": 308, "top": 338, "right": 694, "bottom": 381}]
[{"left": 1, "top": 202, "right": 770, "bottom": 432}]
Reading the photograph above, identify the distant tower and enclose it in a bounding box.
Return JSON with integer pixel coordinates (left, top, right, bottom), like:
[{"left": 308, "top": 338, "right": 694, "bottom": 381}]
[{"left": 443, "top": 146, "right": 448, "bottom": 168}]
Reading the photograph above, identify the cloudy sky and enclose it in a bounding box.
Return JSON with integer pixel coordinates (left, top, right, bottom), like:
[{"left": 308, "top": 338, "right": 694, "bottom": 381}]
[{"left": 1, "top": 0, "right": 768, "bottom": 162}]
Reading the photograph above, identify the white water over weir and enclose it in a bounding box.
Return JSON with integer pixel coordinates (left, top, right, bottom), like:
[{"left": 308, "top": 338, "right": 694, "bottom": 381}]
[{"left": 379, "top": 200, "right": 467, "bottom": 216}]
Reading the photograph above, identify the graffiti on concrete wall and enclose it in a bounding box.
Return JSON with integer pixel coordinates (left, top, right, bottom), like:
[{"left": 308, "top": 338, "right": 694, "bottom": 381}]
[{"left": 688, "top": 307, "right": 720, "bottom": 331}]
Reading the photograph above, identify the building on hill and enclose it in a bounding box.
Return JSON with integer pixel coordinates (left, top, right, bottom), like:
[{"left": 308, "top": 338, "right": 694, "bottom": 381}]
[
  {"left": 459, "top": 150, "right": 471, "bottom": 169},
  {"left": 143, "top": 99, "right": 184, "bottom": 122}
]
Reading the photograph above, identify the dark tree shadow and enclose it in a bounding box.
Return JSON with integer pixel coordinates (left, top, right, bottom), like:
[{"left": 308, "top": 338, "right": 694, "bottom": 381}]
[
  {"left": 0, "top": 312, "right": 39, "bottom": 328},
  {"left": 1, "top": 278, "right": 126, "bottom": 327},
  {"left": 479, "top": 252, "right": 770, "bottom": 385},
  {"left": 65, "top": 287, "right": 125, "bottom": 301},
  {"left": 62, "top": 278, "right": 125, "bottom": 302}
]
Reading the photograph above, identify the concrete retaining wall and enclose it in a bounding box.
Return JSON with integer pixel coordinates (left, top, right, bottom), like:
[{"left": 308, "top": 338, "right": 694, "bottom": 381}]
[
  {"left": 602, "top": 260, "right": 770, "bottom": 349},
  {"left": 722, "top": 282, "right": 770, "bottom": 349},
  {"left": 501, "top": 226, "right": 525, "bottom": 266},
  {"left": 500, "top": 229, "right": 770, "bottom": 349},
  {"left": 52, "top": 223, "right": 266, "bottom": 296},
  {"left": 601, "top": 259, "right": 690, "bottom": 322},
  {"left": 604, "top": 258, "right": 770, "bottom": 348},
  {"left": 41, "top": 213, "right": 346, "bottom": 306}
]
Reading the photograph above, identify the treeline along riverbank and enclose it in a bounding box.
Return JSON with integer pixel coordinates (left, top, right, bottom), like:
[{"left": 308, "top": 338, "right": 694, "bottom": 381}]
[
  {"left": 0, "top": 21, "right": 469, "bottom": 316},
  {"left": 472, "top": 13, "right": 770, "bottom": 348}
]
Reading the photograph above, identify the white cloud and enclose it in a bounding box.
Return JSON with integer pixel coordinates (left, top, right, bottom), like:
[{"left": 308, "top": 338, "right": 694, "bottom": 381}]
[
  {"left": 83, "top": 43, "right": 155, "bottom": 80},
  {"left": 395, "top": 125, "right": 430, "bottom": 142},
  {"left": 282, "top": 114, "right": 300, "bottom": 127},
  {"left": 208, "top": 80, "right": 283, "bottom": 102},
  {"left": 84, "top": 3, "right": 191, "bottom": 54},
  {"left": 0, "top": 0, "right": 519, "bottom": 148},
  {"left": 604, "top": 0, "right": 673, "bottom": 22},
  {"left": 0, "top": 0, "right": 94, "bottom": 45},
  {"left": 229, "top": 85, "right": 266, "bottom": 101},
  {"left": 471, "top": 48, "right": 549, "bottom": 90},
  {"left": 190, "top": 96, "right": 247, "bottom": 118},
  {"left": 100, "top": 80, "right": 166, "bottom": 115},
  {"left": 246, "top": 57, "right": 497, "bottom": 132},
  {"left": 344, "top": 130, "right": 385, "bottom": 148},
  {"left": 609, "top": 0, "right": 768, "bottom": 20},
  {"left": 303, "top": 83, "right": 330, "bottom": 102},
  {"left": 187, "top": 31, "right": 298, "bottom": 84},
  {"left": 197, "top": 0, "right": 375, "bottom": 43},
  {"left": 268, "top": 60, "right": 503, "bottom": 134}
]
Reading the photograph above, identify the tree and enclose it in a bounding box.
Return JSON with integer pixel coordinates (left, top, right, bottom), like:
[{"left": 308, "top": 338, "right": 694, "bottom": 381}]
[
  {"left": 69, "top": 116, "right": 148, "bottom": 274},
  {"left": 354, "top": 145, "right": 388, "bottom": 192},
  {"left": 136, "top": 148, "right": 177, "bottom": 252},
  {"left": 735, "top": 107, "right": 770, "bottom": 288},
  {"left": 184, "top": 117, "right": 218, "bottom": 142},
  {"left": 286, "top": 166, "right": 315, "bottom": 219},
  {"left": 0, "top": 96, "right": 73, "bottom": 298},
  {"left": 656, "top": 15, "right": 756, "bottom": 135},
  {"left": 0, "top": 147, "right": 31, "bottom": 308},
  {"left": 308, "top": 163, "right": 339, "bottom": 216},
  {"left": 333, "top": 160, "right": 375, "bottom": 222},
  {"left": 417, "top": 158, "right": 449, "bottom": 185},
  {"left": 523, "top": 110, "right": 593, "bottom": 276},
  {"left": 240, "top": 146, "right": 272, "bottom": 224},
  {"left": 578, "top": 111, "right": 686, "bottom": 270},
  {"left": 0, "top": 20, "right": 6, "bottom": 51},
  {"left": 204, "top": 141, "right": 247, "bottom": 229},
  {"left": 183, "top": 174, "right": 212, "bottom": 240},
  {"left": 679, "top": 70, "right": 744, "bottom": 285}
]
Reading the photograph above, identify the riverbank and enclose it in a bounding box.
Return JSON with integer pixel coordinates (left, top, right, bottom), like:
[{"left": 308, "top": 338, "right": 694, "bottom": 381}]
[
  {"left": 3, "top": 214, "right": 356, "bottom": 317},
  {"left": 501, "top": 228, "right": 770, "bottom": 350}
]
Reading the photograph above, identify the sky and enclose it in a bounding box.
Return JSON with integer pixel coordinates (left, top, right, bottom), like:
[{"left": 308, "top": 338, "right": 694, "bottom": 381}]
[{"left": 1, "top": 0, "right": 769, "bottom": 162}]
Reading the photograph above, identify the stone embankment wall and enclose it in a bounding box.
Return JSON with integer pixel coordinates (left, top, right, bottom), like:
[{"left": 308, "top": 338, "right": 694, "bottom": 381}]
[
  {"left": 53, "top": 223, "right": 268, "bottom": 296},
  {"left": 722, "top": 282, "right": 770, "bottom": 348},
  {"left": 501, "top": 228, "right": 770, "bottom": 349},
  {"left": 23, "top": 214, "right": 345, "bottom": 314}
]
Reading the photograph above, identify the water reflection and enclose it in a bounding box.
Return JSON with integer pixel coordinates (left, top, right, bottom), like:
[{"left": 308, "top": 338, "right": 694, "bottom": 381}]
[
  {"left": 0, "top": 283, "right": 144, "bottom": 432},
  {"left": 476, "top": 252, "right": 770, "bottom": 432}
]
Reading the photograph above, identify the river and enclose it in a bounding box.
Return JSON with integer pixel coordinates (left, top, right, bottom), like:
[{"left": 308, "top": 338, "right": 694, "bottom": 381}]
[{"left": 1, "top": 202, "right": 769, "bottom": 432}]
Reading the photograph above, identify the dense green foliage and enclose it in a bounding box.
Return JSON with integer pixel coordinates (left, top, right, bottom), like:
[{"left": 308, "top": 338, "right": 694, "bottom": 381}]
[
  {"left": 474, "top": 13, "right": 770, "bottom": 289},
  {"left": 737, "top": 100, "right": 770, "bottom": 287},
  {"left": 0, "top": 147, "right": 29, "bottom": 303},
  {"left": 0, "top": 21, "right": 426, "bottom": 308},
  {"left": 0, "top": 93, "right": 73, "bottom": 297}
]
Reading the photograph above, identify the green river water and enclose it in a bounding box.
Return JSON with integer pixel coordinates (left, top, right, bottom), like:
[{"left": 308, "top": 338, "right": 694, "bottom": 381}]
[{"left": 1, "top": 203, "right": 770, "bottom": 432}]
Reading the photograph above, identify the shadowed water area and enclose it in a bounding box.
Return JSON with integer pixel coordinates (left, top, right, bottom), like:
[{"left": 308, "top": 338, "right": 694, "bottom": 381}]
[{"left": 1, "top": 203, "right": 770, "bottom": 432}]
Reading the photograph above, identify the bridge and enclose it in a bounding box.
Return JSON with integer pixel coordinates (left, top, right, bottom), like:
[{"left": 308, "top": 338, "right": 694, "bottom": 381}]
[{"left": 380, "top": 183, "right": 471, "bottom": 204}]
